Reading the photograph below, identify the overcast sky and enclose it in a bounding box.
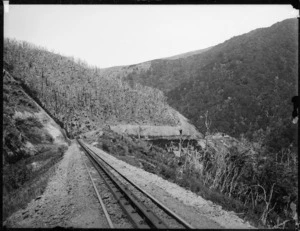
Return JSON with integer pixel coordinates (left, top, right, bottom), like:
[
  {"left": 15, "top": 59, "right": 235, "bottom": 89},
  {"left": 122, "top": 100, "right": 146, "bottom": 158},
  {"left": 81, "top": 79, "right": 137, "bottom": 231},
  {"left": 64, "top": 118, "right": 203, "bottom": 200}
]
[{"left": 4, "top": 5, "right": 298, "bottom": 68}]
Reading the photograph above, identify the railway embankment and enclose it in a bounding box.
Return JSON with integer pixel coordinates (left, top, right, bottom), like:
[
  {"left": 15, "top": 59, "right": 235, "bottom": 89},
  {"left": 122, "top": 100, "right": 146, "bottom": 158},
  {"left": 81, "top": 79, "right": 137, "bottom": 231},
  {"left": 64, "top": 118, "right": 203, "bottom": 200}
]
[{"left": 84, "top": 142, "right": 254, "bottom": 229}]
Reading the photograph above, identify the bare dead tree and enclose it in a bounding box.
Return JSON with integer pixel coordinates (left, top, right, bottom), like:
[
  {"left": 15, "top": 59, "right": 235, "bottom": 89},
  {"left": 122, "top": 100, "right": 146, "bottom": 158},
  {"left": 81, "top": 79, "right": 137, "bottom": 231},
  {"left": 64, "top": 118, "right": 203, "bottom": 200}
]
[
  {"left": 252, "top": 183, "right": 276, "bottom": 225},
  {"left": 205, "top": 110, "right": 212, "bottom": 135}
]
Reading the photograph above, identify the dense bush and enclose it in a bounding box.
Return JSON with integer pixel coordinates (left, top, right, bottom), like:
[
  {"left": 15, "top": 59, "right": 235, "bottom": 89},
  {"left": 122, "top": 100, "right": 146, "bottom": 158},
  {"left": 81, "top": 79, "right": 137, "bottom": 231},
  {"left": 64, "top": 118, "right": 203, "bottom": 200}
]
[
  {"left": 94, "top": 129, "right": 298, "bottom": 228},
  {"left": 166, "top": 19, "right": 297, "bottom": 143}
]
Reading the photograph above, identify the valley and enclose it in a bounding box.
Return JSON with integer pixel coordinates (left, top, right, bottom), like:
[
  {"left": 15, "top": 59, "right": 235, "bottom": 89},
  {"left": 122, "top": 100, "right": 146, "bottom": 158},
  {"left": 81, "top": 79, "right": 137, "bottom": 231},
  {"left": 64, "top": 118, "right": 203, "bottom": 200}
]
[{"left": 3, "top": 18, "right": 298, "bottom": 229}]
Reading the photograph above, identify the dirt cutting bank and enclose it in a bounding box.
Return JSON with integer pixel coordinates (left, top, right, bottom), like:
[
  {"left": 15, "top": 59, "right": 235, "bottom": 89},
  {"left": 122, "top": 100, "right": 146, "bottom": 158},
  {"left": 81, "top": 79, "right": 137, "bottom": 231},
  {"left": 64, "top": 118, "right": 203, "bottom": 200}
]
[{"left": 110, "top": 110, "right": 203, "bottom": 140}]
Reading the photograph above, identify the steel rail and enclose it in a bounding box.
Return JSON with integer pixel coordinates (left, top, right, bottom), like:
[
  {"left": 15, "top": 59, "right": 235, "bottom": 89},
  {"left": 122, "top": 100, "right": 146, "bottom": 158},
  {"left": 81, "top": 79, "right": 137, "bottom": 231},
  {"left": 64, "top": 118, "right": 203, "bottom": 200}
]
[
  {"left": 80, "top": 140, "right": 194, "bottom": 229},
  {"left": 83, "top": 147, "right": 150, "bottom": 229},
  {"left": 78, "top": 139, "right": 168, "bottom": 229},
  {"left": 82, "top": 158, "right": 114, "bottom": 228}
]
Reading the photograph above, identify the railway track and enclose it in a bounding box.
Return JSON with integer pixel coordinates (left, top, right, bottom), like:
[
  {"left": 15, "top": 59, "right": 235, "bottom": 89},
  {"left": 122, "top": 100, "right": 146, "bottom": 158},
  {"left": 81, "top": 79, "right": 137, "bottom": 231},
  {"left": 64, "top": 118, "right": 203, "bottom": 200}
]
[{"left": 77, "top": 139, "right": 194, "bottom": 229}]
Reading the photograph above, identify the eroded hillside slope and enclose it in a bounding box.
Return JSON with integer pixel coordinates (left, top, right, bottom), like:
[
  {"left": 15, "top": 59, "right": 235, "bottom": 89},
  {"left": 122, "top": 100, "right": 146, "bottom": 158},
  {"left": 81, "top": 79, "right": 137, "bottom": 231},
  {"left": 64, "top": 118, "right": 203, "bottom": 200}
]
[{"left": 3, "top": 68, "right": 69, "bottom": 221}]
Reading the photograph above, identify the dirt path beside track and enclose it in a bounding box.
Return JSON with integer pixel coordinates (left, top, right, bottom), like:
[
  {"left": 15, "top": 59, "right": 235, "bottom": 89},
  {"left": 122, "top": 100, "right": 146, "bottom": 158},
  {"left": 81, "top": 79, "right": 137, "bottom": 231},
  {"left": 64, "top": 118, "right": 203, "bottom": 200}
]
[{"left": 4, "top": 141, "right": 108, "bottom": 228}]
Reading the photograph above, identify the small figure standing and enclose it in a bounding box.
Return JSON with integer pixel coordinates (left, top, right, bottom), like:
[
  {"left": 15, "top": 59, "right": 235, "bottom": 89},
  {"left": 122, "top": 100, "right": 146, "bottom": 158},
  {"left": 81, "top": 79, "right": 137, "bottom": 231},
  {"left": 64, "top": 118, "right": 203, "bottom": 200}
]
[
  {"left": 291, "top": 96, "right": 299, "bottom": 124},
  {"left": 178, "top": 129, "right": 183, "bottom": 157}
]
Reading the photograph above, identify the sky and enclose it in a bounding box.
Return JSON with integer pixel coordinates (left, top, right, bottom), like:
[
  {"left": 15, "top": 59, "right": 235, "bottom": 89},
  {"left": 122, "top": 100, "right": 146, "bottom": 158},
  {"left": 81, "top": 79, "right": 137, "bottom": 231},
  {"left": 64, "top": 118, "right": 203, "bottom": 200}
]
[{"left": 4, "top": 5, "right": 298, "bottom": 68}]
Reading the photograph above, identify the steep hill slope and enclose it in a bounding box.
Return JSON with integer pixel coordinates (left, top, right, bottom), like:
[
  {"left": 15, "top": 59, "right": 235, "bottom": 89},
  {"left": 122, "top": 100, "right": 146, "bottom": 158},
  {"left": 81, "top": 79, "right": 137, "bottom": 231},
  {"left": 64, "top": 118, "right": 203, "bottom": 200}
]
[
  {"left": 4, "top": 40, "right": 183, "bottom": 138},
  {"left": 3, "top": 67, "right": 68, "bottom": 164},
  {"left": 99, "top": 18, "right": 298, "bottom": 145},
  {"left": 97, "top": 47, "right": 212, "bottom": 92},
  {"left": 167, "top": 18, "right": 298, "bottom": 140}
]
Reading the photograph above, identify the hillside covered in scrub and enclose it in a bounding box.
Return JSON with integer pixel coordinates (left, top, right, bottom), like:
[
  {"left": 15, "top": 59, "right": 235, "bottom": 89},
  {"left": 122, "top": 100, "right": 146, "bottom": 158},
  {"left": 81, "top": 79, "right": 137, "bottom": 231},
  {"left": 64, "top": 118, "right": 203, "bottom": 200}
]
[
  {"left": 104, "top": 18, "right": 298, "bottom": 144},
  {"left": 4, "top": 40, "right": 181, "bottom": 138},
  {"left": 167, "top": 18, "right": 298, "bottom": 140}
]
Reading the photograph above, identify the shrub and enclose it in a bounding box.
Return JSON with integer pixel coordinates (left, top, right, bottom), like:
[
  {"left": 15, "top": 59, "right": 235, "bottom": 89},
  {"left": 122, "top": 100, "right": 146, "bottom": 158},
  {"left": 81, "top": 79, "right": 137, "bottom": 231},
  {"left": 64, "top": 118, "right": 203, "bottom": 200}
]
[
  {"left": 102, "top": 143, "right": 110, "bottom": 152},
  {"left": 24, "top": 128, "right": 44, "bottom": 144},
  {"left": 44, "top": 132, "right": 54, "bottom": 143},
  {"left": 58, "top": 145, "right": 68, "bottom": 156},
  {"left": 4, "top": 132, "right": 28, "bottom": 164},
  {"left": 15, "top": 116, "right": 43, "bottom": 129},
  {"left": 159, "top": 165, "right": 176, "bottom": 180},
  {"left": 3, "top": 161, "right": 31, "bottom": 192}
]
